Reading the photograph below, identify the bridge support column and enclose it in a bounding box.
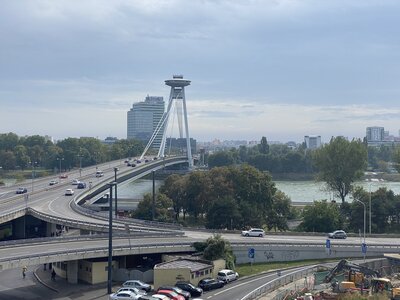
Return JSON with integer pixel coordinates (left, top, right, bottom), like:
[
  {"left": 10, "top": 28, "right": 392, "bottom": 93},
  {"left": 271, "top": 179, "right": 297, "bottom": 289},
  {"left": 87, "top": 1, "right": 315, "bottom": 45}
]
[
  {"left": 46, "top": 223, "right": 57, "bottom": 237},
  {"left": 67, "top": 260, "right": 78, "bottom": 284}
]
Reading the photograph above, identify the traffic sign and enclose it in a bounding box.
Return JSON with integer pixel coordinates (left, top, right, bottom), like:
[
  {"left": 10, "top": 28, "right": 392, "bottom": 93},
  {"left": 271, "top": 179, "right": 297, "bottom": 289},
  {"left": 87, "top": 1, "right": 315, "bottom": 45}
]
[
  {"left": 248, "top": 248, "right": 255, "bottom": 259},
  {"left": 326, "top": 239, "right": 331, "bottom": 249},
  {"left": 361, "top": 243, "right": 367, "bottom": 254}
]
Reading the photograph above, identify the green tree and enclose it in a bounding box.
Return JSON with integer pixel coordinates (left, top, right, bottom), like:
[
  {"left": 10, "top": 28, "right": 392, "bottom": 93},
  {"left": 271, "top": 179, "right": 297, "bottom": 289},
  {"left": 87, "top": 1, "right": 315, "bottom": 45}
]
[
  {"left": 313, "top": 137, "right": 367, "bottom": 203},
  {"left": 132, "top": 193, "right": 173, "bottom": 222},
  {"left": 258, "top": 136, "right": 269, "bottom": 154},
  {"left": 299, "top": 200, "right": 342, "bottom": 232},
  {"left": 265, "top": 190, "right": 291, "bottom": 232},
  {"left": 208, "top": 151, "right": 235, "bottom": 168},
  {"left": 202, "top": 234, "right": 235, "bottom": 269},
  {"left": 393, "top": 146, "right": 400, "bottom": 173},
  {"left": 205, "top": 196, "right": 241, "bottom": 229}
]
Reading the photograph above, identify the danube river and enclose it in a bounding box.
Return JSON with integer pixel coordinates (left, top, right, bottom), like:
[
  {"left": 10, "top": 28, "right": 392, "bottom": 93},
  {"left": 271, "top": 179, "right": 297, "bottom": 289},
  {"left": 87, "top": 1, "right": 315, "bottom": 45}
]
[{"left": 117, "top": 178, "right": 400, "bottom": 203}]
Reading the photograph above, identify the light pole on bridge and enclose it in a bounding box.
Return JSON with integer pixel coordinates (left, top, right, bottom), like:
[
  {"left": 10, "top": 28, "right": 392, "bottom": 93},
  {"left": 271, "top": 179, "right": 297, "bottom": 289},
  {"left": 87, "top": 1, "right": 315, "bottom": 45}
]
[{"left": 107, "top": 181, "right": 116, "bottom": 295}]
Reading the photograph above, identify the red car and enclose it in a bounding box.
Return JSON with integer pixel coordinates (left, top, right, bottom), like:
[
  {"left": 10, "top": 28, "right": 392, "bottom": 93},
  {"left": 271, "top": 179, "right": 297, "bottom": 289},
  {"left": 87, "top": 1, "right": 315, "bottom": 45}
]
[
  {"left": 156, "top": 290, "right": 185, "bottom": 300},
  {"left": 59, "top": 174, "right": 68, "bottom": 179}
]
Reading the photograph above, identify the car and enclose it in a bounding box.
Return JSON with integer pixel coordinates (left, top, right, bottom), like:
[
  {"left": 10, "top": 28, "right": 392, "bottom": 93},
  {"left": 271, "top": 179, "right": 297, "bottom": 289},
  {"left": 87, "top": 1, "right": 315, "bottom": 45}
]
[
  {"left": 95, "top": 170, "right": 104, "bottom": 177},
  {"left": 59, "top": 174, "right": 68, "bottom": 179},
  {"left": 198, "top": 278, "right": 224, "bottom": 291},
  {"left": 116, "top": 287, "right": 146, "bottom": 297},
  {"left": 157, "top": 286, "right": 190, "bottom": 300},
  {"left": 175, "top": 282, "right": 203, "bottom": 297},
  {"left": 156, "top": 290, "right": 185, "bottom": 300},
  {"left": 151, "top": 295, "right": 170, "bottom": 300},
  {"left": 65, "top": 188, "right": 74, "bottom": 196},
  {"left": 109, "top": 290, "right": 139, "bottom": 300},
  {"left": 72, "top": 179, "right": 80, "bottom": 185},
  {"left": 217, "top": 269, "right": 239, "bottom": 283},
  {"left": 77, "top": 182, "right": 87, "bottom": 189},
  {"left": 136, "top": 160, "right": 141, "bottom": 164},
  {"left": 122, "top": 280, "right": 152, "bottom": 292},
  {"left": 16, "top": 187, "right": 28, "bottom": 194},
  {"left": 144, "top": 159, "right": 149, "bottom": 163},
  {"left": 241, "top": 228, "right": 265, "bottom": 237},
  {"left": 328, "top": 230, "right": 347, "bottom": 239},
  {"left": 137, "top": 296, "right": 160, "bottom": 300},
  {"left": 49, "top": 180, "right": 58, "bottom": 186},
  {"left": 131, "top": 163, "right": 136, "bottom": 167}
]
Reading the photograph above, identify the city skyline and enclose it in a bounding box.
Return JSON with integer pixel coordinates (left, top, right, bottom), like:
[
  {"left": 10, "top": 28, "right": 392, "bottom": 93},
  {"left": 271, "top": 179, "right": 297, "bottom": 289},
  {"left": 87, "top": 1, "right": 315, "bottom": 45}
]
[{"left": 1, "top": 1, "right": 400, "bottom": 143}]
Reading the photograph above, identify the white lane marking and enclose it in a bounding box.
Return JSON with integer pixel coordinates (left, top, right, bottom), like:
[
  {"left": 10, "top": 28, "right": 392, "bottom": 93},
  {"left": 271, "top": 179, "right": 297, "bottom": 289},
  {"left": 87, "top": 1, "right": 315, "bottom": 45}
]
[{"left": 213, "top": 273, "right": 275, "bottom": 296}]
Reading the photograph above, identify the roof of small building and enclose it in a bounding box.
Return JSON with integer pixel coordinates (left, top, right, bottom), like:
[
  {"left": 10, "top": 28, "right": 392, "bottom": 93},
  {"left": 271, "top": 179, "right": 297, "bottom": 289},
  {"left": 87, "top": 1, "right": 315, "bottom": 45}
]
[{"left": 155, "top": 259, "right": 212, "bottom": 272}]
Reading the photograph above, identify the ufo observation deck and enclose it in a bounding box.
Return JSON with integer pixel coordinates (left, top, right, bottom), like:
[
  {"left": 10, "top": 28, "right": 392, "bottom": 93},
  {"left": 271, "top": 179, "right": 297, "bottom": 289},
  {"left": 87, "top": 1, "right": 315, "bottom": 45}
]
[{"left": 165, "top": 75, "right": 191, "bottom": 87}]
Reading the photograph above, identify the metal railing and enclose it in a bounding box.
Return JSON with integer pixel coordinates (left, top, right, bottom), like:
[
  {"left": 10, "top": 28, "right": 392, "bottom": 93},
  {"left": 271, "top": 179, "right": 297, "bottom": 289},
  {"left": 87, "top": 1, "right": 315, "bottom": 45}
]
[{"left": 241, "top": 265, "right": 320, "bottom": 300}]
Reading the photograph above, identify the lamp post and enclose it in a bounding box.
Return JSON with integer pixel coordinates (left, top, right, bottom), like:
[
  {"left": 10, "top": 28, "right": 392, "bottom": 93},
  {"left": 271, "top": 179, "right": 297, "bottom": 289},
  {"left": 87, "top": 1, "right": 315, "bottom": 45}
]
[
  {"left": 369, "top": 184, "right": 372, "bottom": 235},
  {"left": 152, "top": 170, "right": 155, "bottom": 221},
  {"left": 107, "top": 182, "right": 116, "bottom": 295},
  {"left": 30, "top": 161, "right": 37, "bottom": 192},
  {"left": 355, "top": 199, "right": 366, "bottom": 261},
  {"left": 57, "top": 157, "right": 64, "bottom": 177},
  {"left": 77, "top": 154, "right": 83, "bottom": 178},
  {"left": 114, "top": 167, "right": 119, "bottom": 217}
]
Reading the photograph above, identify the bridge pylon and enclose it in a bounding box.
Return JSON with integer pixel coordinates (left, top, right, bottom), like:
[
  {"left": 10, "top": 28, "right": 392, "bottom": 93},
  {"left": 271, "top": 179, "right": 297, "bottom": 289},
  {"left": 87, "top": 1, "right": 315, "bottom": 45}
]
[{"left": 141, "top": 75, "right": 193, "bottom": 168}]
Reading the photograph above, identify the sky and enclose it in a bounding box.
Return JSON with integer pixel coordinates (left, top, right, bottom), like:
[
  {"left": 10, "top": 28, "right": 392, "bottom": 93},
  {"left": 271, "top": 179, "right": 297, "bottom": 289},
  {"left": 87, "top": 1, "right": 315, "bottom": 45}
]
[{"left": 1, "top": 0, "right": 400, "bottom": 143}]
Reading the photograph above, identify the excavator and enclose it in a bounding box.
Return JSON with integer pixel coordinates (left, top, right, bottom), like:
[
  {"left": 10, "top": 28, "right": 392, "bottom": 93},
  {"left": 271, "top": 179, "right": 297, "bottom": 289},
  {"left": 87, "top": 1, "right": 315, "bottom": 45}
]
[{"left": 324, "top": 259, "right": 400, "bottom": 299}]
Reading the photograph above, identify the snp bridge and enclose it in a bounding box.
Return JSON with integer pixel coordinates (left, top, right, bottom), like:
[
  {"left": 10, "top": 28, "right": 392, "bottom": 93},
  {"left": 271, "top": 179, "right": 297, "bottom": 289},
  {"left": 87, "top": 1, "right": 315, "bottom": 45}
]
[{"left": 0, "top": 155, "right": 189, "bottom": 238}]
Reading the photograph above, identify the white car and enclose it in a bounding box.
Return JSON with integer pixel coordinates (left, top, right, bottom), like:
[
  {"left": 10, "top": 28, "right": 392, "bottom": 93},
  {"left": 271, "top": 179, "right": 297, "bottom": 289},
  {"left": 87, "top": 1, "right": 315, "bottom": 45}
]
[
  {"left": 116, "top": 287, "right": 146, "bottom": 296},
  {"left": 95, "top": 170, "right": 104, "bottom": 177},
  {"left": 151, "top": 295, "right": 170, "bottom": 300},
  {"left": 241, "top": 228, "right": 265, "bottom": 237},
  {"left": 49, "top": 180, "right": 58, "bottom": 186},
  {"left": 328, "top": 230, "right": 347, "bottom": 239},
  {"left": 65, "top": 188, "right": 74, "bottom": 196},
  {"left": 217, "top": 269, "right": 239, "bottom": 283},
  {"left": 122, "top": 280, "right": 152, "bottom": 292},
  {"left": 109, "top": 290, "right": 139, "bottom": 300},
  {"left": 72, "top": 179, "right": 80, "bottom": 185}
]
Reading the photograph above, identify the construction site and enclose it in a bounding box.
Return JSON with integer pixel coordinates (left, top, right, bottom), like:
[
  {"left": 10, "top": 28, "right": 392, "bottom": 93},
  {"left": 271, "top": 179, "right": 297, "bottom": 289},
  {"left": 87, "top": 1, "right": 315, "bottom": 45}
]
[{"left": 268, "top": 254, "right": 400, "bottom": 300}]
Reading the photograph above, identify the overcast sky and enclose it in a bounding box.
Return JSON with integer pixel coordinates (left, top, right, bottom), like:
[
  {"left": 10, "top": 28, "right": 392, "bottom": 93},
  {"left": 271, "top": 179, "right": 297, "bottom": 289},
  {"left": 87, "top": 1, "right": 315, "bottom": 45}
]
[{"left": 1, "top": 0, "right": 400, "bottom": 143}]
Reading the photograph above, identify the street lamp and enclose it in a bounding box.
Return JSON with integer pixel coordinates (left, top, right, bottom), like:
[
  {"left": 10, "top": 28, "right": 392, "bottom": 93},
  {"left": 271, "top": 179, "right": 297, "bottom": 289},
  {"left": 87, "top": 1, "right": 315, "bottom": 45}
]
[
  {"left": 114, "top": 167, "right": 119, "bottom": 217},
  {"left": 369, "top": 184, "right": 372, "bottom": 235},
  {"left": 355, "top": 199, "right": 366, "bottom": 261},
  {"left": 107, "top": 181, "right": 116, "bottom": 295},
  {"left": 30, "top": 161, "right": 37, "bottom": 192},
  {"left": 77, "top": 154, "right": 83, "bottom": 178},
  {"left": 56, "top": 157, "right": 64, "bottom": 176}
]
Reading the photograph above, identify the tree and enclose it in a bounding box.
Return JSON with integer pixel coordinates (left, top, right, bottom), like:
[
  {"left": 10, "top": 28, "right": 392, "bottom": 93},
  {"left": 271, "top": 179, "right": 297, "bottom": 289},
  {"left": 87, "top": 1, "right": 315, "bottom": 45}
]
[
  {"left": 201, "top": 234, "right": 235, "bottom": 269},
  {"left": 313, "top": 137, "right": 367, "bottom": 203},
  {"left": 132, "top": 193, "right": 173, "bottom": 222},
  {"left": 258, "top": 136, "right": 269, "bottom": 154},
  {"left": 205, "top": 196, "right": 241, "bottom": 229},
  {"left": 265, "top": 190, "right": 292, "bottom": 232},
  {"left": 299, "top": 200, "right": 342, "bottom": 232},
  {"left": 393, "top": 146, "right": 400, "bottom": 173},
  {"left": 208, "top": 151, "right": 235, "bottom": 168}
]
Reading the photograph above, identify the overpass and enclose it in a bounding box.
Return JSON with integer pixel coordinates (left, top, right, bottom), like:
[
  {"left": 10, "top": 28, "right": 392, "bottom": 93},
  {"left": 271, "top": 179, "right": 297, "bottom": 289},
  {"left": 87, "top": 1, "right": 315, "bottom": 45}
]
[{"left": 0, "top": 156, "right": 188, "bottom": 237}]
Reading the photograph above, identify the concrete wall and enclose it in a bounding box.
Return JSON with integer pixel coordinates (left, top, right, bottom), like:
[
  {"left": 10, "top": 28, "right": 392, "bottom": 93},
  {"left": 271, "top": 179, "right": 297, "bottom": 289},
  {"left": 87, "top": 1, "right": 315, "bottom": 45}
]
[
  {"left": 232, "top": 243, "right": 383, "bottom": 264},
  {"left": 77, "top": 260, "right": 118, "bottom": 284},
  {"left": 212, "top": 259, "right": 226, "bottom": 277},
  {"left": 154, "top": 268, "right": 191, "bottom": 289}
]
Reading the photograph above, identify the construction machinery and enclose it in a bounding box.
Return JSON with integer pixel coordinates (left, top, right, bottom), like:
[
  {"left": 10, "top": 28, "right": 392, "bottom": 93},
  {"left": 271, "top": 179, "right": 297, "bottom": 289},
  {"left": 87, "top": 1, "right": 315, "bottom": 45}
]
[{"left": 324, "top": 259, "right": 400, "bottom": 299}]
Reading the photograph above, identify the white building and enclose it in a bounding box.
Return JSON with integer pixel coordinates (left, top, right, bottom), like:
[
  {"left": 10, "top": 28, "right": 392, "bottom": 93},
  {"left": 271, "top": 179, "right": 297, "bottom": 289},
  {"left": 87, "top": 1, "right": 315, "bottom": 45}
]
[
  {"left": 366, "top": 126, "right": 385, "bottom": 142},
  {"left": 304, "top": 135, "right": 321, "bottom": 149},
  {"left": 127, "top": 96, "right": 165, "bottom": 148}
]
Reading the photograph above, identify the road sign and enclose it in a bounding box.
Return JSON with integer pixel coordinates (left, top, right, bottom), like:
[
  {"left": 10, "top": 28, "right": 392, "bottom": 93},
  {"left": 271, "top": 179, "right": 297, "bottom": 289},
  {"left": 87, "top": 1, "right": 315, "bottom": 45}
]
[
  {"left": 362, "top": 243, "right": 367, "bottom": 254},
  {"left": 248, "top": 248, "right": 255, "bottom": 259},
  {"left": 326, "top": 239, "right": 331, "bottom": 249}
]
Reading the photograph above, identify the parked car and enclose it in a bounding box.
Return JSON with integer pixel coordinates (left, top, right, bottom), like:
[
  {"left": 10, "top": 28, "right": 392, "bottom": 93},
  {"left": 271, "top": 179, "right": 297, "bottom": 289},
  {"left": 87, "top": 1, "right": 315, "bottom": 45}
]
[
  {"left": 198, "top": 278, "right": 224, "bottom": 291},
  {"left": 65, "top": 188, "right": 74, "bottom": 196},
  {"left": 217, "top": 269, "right": 239, "bottom": 283},
  {"left": 156, "top": 289, "right": 185, "bottom": 300},
  {"left": 77, "top": 182, "right": 87, "bottom": 189},
  {"left": 109, "top": 290, "right": 139, "bottom": 300},
  {"left": 122, "top": 280, "right": 152, "bottom": 292},
  {"left": 59, "top": 174, "right": 68, "bottom": 179},
  {"left": 241, "top": 228, "right": 265, "bottom": 237},
  {"left": 16, "top": 187, "right": 28, "bottom": 194},
  {"left": 151, "top": 295, "right": 170, "bottom": 300},
  {"left": 328, "top": 230, "right": 347, "bottom": 239},
  {"left": 72, "top": 179, "right": 80, "bottom": 185},
  {"left": 175, "top": 282, "right": 203, "bottom": 297},
  {"left": 116, "top": 287, "right": 146, "bottom": 297},
  {"left": 95, "top": 170, "right": 104, "bottom": 177},
  {"left": 137, "top": 296, "right": 160, "bottom": 300},
  {"left": 49, "top": 180, "right": 58, "bottom": 186},
  {"left": 157, "top": 286, "right": 190, "bottom": 300}
]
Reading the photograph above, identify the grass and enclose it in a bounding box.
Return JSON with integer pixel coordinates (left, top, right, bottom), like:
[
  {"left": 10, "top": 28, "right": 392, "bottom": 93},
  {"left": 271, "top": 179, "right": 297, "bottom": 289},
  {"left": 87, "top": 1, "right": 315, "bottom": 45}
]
[{"left": 235, "top": 258, "right": 335, "bottom": 277}]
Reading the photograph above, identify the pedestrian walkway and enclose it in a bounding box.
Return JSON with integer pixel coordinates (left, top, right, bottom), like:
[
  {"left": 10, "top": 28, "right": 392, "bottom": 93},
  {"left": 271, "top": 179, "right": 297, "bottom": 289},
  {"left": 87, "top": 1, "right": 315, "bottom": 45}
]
[{"left": 34, "top": 265, "right": 115, "bottom": 299}]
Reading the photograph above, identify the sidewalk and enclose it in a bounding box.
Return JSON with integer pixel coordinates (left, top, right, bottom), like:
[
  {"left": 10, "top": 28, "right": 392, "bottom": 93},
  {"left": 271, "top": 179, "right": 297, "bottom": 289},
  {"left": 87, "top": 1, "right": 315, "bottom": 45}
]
[{"left": 34, "top": 265, "right": 114, "bottom": 299}]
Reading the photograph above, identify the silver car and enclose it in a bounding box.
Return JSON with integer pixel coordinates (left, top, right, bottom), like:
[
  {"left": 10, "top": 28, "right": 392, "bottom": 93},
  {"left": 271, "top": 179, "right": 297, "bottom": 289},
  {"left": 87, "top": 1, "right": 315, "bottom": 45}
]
[
  {"left": 241, "top": 228, "right": 265, "bottom": 237},
  {"left": 328, "top": 230, "right": 347, "bottom": 239}
]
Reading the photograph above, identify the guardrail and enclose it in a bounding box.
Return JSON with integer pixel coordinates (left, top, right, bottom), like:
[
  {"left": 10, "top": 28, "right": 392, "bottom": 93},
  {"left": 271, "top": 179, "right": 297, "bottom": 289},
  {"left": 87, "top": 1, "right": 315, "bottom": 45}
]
[{"left": 241, "top": 265, "right": 320, "bottom": 300}]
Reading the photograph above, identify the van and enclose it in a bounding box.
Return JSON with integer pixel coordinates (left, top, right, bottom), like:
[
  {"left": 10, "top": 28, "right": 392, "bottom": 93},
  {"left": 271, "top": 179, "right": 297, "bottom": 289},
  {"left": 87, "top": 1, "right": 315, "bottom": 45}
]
[{"left": 95, "top": 170, "right": 104, "bottom": 177}]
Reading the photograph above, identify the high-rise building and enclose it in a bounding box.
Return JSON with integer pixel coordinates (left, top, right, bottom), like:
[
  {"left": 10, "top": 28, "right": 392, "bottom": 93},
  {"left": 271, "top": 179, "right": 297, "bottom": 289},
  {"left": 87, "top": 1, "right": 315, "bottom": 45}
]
[
  {"left": 304, "top": 135, "right": 321, "bottom": 149},
  {"left": 366, "top": 127, "right": 384, "bottom": 142},
  {"left": 127, "top": 95, "right": 165, "bottom": 148}
]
